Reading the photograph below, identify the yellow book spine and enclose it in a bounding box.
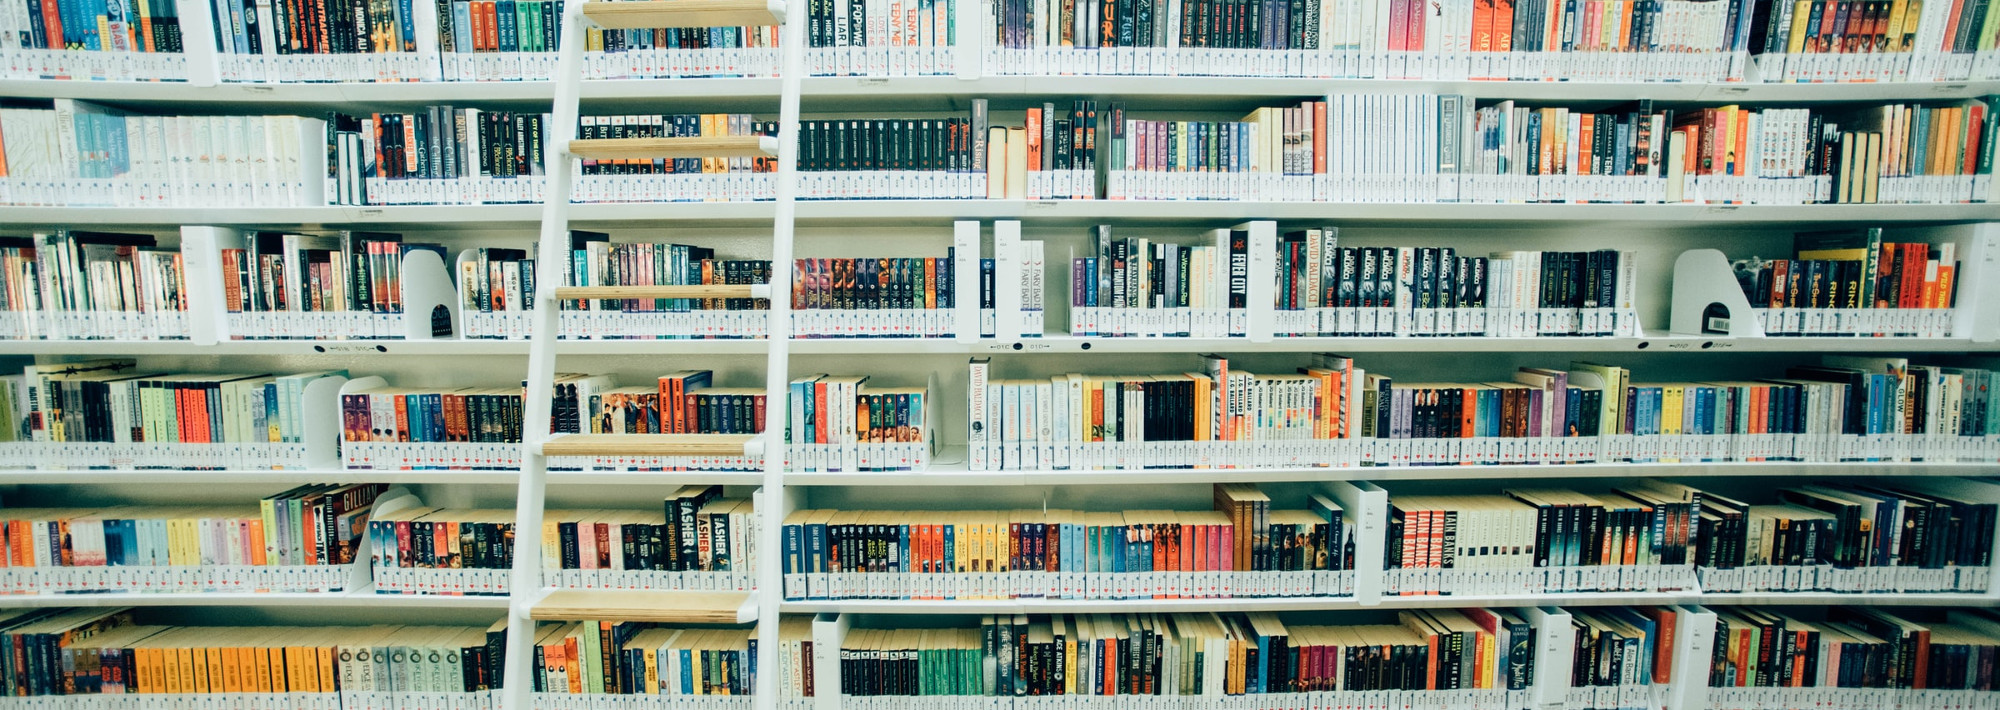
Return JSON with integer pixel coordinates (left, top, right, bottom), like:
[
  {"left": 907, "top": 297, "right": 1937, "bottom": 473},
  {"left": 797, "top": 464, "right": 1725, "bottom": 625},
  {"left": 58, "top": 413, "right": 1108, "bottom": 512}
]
[
  {"left": 221, "top": 648, "right": 242, "bottom": 692},
  {"left": 315, "top": 646, "right": 334, "bottom": 696},
  {"left": 644, "top": 645, "right": 660, "bottom": 695},
  {"left": 253, "top": 646, "right": 276, "bottom": 693}
]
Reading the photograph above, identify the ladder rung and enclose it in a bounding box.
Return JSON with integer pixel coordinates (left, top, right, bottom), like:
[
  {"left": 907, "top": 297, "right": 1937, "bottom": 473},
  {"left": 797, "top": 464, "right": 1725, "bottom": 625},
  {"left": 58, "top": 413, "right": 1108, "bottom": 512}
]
[
  {"left": 580, "top": 0, "right": 784, "bottom": 28},
  {"left": 542, "top": 433, "right": 760, "bottom": 457},
  {"left": 569, "top": 135, "right": 779, "bottom": 160},
  {"left": 529, "top": 589, "right": 756, "bottom": 624},
  {"left": 557, "top": 284, "right": 763, "bottom": 300}
]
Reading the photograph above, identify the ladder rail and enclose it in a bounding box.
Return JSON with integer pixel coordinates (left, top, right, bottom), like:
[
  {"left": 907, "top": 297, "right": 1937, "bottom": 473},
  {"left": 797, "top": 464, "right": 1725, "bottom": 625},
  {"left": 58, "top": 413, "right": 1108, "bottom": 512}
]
[
  {"left": 503, "top": 1, "right": 588, "bottom": 708},
  {"left": 755, "top": 0, "right": 806, "bottom": 705}
]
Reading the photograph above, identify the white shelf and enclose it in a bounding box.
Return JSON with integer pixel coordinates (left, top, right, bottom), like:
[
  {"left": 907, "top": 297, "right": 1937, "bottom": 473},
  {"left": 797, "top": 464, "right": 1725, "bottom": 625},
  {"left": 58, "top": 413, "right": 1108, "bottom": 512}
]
[
  {"left": 793, "top": 333, "right": 2000, "bottom": 354},
  {"left": 4, "top": 333, "right": 1991, "bottom": 356},
  {"left": 0, "top": 339, "right": 771, "bottom": 355},
  {"left": 788, "top": 453, "right": 2000, "bottom": 486},
  {"left": 0, "top": 467, "right": 767, "bottom": 486},
  {"left": 781, "top": 591, "right": 1998, "bottom": 614},
  {"left": 0, "top": 586, "right": 512, "bottom": 608},
  {"left": 11, "top": 76, "right": 2000, "bottom": 105},
  {"left": 3, "top": 201, "right": 1995, "bottom": 228}
]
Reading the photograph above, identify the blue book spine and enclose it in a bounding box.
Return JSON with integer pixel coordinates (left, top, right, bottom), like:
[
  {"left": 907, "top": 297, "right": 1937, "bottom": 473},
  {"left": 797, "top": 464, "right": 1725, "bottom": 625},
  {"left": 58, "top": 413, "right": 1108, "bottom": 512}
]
[
  {"left": 805, "top": 521, "right": 826, "bottom": 599},
  {"left": 896, "top": 523, "right": 909, "bottom": 579},
  {"left": 941, "top": 523, "right": 954, "bottom": 597},
  {"left": 451, "top": 0, "right": 473, "bottom": 53},
  {"left": 395, "top": 0, "right": 413, "bottom": 49}
]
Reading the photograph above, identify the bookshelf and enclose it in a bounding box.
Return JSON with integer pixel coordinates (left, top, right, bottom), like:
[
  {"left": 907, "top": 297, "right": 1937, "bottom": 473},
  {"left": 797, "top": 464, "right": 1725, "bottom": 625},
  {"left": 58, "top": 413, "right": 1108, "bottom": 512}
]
[{"left": 2, "top": 0, "right": 2000, "bottom": 707}]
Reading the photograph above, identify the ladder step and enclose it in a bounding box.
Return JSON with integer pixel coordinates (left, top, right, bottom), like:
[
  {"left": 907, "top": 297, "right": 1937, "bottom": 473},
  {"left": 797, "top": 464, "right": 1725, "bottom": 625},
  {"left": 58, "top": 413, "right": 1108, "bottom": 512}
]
[
  {"left": 529, "top": 589, "right": 756, "bottom": 624},
  {"left": 556, "top": 284, "right": 764, "bottom": 300},
  {"left": 580, "top": 0, "right": 784, "bottom": 28},
  {"left": 569, "top": 135, "right": 779, "bottom": 160},
  {"left": 542, "top": 433, "right": 760, "bottom": 457}
]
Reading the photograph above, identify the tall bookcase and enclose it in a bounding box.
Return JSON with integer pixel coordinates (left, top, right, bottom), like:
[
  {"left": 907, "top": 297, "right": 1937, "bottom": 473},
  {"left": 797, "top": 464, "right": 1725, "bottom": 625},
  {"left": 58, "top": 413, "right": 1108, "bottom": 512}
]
[{"left": 3, "top": 2, "right": 2000, "bottom": 709}]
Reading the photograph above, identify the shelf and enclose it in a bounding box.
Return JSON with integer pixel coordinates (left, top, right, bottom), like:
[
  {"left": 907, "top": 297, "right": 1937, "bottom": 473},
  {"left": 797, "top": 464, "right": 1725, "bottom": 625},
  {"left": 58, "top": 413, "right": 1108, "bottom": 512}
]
[
  {"left": 0, "top": 467, "right": 768, "bottom": 486},
  {"left": 11, "top": 76, "right": 2000, "bottom": 108},
  {"left": 0, "top": 339, "right": 774, "bottom": 355},
  {"left": 2, "top": 201, "right": 1993, "bottom": 228},
  {"left": 781, "top": 591, "right": 1999, "bottom": 614},
  {"left": 790, "top": 333, "right": 2000, "bottom": 354},
  {"left": 528, "top": 589, "right": 757, "bottom": 623},
  {"left": 0, "top": 587, "right": 512, "bottom": 609},
  {"left": 790, "top": 454, "right": 2000, "bottom": 486},
  {"left": 0, "top": 333, "right": 1989, "bottom": 357},
  {"left": 789, "top": 200, "right": 2000, "bottom": 227},
  {"left": 568, "top": 135, "right": 778, "bottom": 160},
  {"left": 0, "top": 468, "right": 517, "bottom": 485}
]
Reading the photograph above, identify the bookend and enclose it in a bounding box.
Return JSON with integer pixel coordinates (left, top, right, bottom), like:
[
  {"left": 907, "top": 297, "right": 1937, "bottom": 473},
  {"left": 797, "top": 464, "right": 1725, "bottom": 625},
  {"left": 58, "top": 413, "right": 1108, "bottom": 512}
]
[
  {"left": 1668, "top": 248, "right": 1765, "bottom": 337},
  {"left": 400, "top": 246, "right": 462, "bottom": 340}
]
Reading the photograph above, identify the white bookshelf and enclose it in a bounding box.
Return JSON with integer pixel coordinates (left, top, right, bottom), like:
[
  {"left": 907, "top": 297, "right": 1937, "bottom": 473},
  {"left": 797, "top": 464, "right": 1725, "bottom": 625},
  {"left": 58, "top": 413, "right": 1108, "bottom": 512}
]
[{"left": 3, "top": 7, "right": 2000, "bottom": 710}]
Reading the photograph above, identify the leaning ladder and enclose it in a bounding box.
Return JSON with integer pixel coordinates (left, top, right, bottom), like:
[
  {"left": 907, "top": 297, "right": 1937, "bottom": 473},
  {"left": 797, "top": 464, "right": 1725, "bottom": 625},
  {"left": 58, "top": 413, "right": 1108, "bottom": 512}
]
[{"left": 502, "top": 0, "right": 802, "bottom": 706}]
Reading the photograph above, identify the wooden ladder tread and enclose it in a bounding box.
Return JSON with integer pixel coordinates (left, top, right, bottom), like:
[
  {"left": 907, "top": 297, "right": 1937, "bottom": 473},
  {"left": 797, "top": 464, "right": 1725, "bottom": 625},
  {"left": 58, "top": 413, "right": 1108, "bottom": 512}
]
[
  {"left": 542, "top": 433, "right": 760, "bottom": 457},
  {"left": 570, "top": 136, "right": 777, "bottom": 160},
  {"left": 580, "top": 0, "right": 784, "bottom": 28},
  {"left": 556, "top": 284, "right": 764, "bottom": 299},
  {"left": 529, "top": 589, "right": 755, "bottom": 624}
]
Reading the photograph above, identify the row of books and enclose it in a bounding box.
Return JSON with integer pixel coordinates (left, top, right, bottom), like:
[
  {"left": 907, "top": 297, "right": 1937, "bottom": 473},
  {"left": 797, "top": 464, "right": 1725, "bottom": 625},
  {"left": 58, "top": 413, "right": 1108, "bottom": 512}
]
[
  {"left": 1388, "top": 478, "right": 1992, "bottom": 597},
  {"left": 439, "top": 1, "right": 784, "bottom": 82},
  {"left": 220, "top": 231, "right": 452, "bottom": 340},
  {"left": 1740, "top": 231, "right": 1959, "bottom": 337},
  {"left": 0, "top": 231, "right": 190, "bottom": 342},
  {"left": 8, "top": 607, "right": 2000, "bottom": 703},
  {"left": 0, "top": 484, "right": 387, "bottom": 595},
  {"left": 0, "top": 104, "right": 323, "bottom": 208},
  {"left": 825, "top": 609, "right": 1536, "bottom": 698},
  {"left": 780, "top": 483, "right": 1352, "bottom": 601},
  {"left": 0, "top": 608, "right": 509, "bottom": 701},
  {"left": 802, "top": 0, "right": 959, "bottom": 76},
  {"left": 965, "top": 355, "right": 2000, "bottom": 471},
  {"left": 21, "top": 0, "right": 2000, "bottom": 84},
  {"left": 370, "top": 486, "right": 756, "bottom": 596},
  {"left": 7, "top": 97, "right": 1994, "bottom": 208},
  {"left": 1102, "top": 96, "right": 1994, "bottom": 205},
  {"left": 7, "top": 352, "right": 2000, "bottom": 473},
  {"left": 9, "top": 224, "right": 1966, "bottom": 343},
  {"left": 1268, "top": 230, "right": 1639, "bottom": 338},
  {"left": 326, "top": 108, "right": 550, "bottom": 206},
  {"left": 982, "top": 0, "right": 1747, "bottom": 80},
  {"left": 1696, "top": 479, "right": 1995, "bottom": 593},
  {"left": 785, "top": 374, "right": 933, "bottom": 472},
  {"left": 573, "top": 113, "right": 779, "bottom": 204},
  {"left": 1748, "top": 0, "right": 2000, "bottom": 83},
  {"left": 526, "top": 619, "right": 761, "bottom": 697},
  {"left": 1384, "top": 483, "right": 1701, "bottom": 596},
  {"left": 9, "top": 361, "right": 343, "bottom": 470},
  {"left": 792, "top": 255, "right": 961, "bottom": 338},
  {"left": 1708, "top": 607, "right": 2000, "bottom": 691}
]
